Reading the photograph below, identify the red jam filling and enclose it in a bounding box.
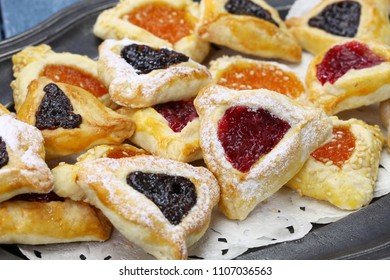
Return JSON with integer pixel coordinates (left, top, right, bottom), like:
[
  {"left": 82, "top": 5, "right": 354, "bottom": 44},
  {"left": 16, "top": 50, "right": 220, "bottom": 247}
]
[
  {"left": 218, "top": 106, "right": 291, "bottom": 173},
  {"left": 311, "top": 126, "right": 356, "bottom": 168},
  {"left": 316, "top": 41, "right": 385, "bottom": 85},
  {"left": 154, "top": 100, "right": 198, "bottom": 133},
  {"left": 41, "top": 64, "right": 108, "bottom": 98}
]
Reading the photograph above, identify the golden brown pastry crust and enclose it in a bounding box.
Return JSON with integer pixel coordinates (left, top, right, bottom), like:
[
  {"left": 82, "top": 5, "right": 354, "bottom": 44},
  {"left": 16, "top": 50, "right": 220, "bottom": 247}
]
[
  {"left": 0, "top": 198, "right": 112, "bottom": 244},
  {"left": 0, "top": 104, "right": 10, "bottom": 115},
  {"left": 117, "top": 106, "right": 202, "bottom": 162},
  {"left": 97, "top": 38, "right": 212, "bottom": 108},
  {"left": 197, "top": 0, "right": 302, "bottom": 62},
  {"left": 194, "top": 85, "right": 332, "bottom": 220},
  {"left": 306, "top": 39, "right": 390, "bottom": 115},
  {"left": 286, "top": 0, "right": 390, "bottom": 55},
  {"left": 286, "top": 117, "right": 384, "bottom": 210},
  {"left": 93, "top": 0, "right": 210, "bottom": 62},
  {"left": 16, "top": 77, "right": 135, "bottom": 159},
  {"left": 53, "top": 144, "right": 148, "bottom": 201},
  {"left": 11, "top": 44, "right": 113, "bottom": 111},
  {"left": 76, "top": 156, "right": 220, "bottom": 260},
  {"left": 0, "top": 114, "right": 53, "bottom": 203},
  {"left": 380, "top": 99, "right": 390, "bottom": 151}
]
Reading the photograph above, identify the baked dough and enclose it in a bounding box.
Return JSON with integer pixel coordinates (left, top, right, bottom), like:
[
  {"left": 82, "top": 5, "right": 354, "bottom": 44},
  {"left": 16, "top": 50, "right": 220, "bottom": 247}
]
[
  {"left": 117, "top": 102, "right": 202, "bottom": 162},
  {"left": 0, "top": 114, "right": 53, "bottom": 203},
  {"left": 209, "top": 55, "right": 308, "bottom": 104},
  {"left": 16, "top": 77, "right": 135, "bottom": 159},
  {"left": 286, "top": 0, "right": 390, "bottom": 55},
  {"left": 286, "top": 117, "right": 384, "bottom": 210},
  {"left": 306, "top": 39, "right": 390, "bottom": 115},
  {"left": 194, "top": 85, "right": 332, "bottom": 220},
  {"left": 0, "top": 197, "right": 112, "bottom": 244},
  {"left": 380, "top": 99, "right": 390, "bottom": 151},
  {"left": 0, "top": 104, "right": 10, "bottom": 115},
  {"left": 76, "top": 156, "right": 220, "bottom": 260},
  {"left": 53, "top": 144, "right": 148, "bottom": 201},
  {"left": 93, "top": 0, "right": 210, "bottom": 62},
  {"left": 97, "top": 38, "right": 212, "bottom": 108},
  {"left": 197, "top": 0, "right": 302, "bottom": 63},
  {"left": 11, "top": 44, "right": 113, "bottom": 111}
]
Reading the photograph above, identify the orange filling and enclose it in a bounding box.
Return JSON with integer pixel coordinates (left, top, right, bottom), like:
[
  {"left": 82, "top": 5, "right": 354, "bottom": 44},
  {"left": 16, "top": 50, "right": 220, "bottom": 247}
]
[
  {"left": 41, "top": 64, "right": 108, "bottom": 98},
  {"left": 217, "top": 63, "right": 305, "bottom": 98},
  {"left": 123, "top": 3, "right": 194, "bottom": 44},
  {"left": 106, "top": 147, "right": 148, "bottom": 159},
  {"left": 311, "top": 126, "right": 356, "bottom": 168}
]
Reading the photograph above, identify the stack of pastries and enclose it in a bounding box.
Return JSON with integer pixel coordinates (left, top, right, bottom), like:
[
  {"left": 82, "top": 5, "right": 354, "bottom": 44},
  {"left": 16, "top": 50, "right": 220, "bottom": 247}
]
[{"left": 0, "top": 0, "right": 389, "bottom": 259}]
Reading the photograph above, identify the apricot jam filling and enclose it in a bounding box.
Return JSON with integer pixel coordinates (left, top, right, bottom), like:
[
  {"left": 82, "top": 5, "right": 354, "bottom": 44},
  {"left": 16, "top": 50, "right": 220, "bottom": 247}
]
[
  {"left": 154, "top": 100, "right": 198, "bottom": 133},
  {"left": 123, "top": 3, "right": 195, "bottom": 44},
  {"left": 218, "top": 106, "right": 290, "bottom": 173},
  {"left": 217, "top": 63, "right": 305, "bottom": 98},
  {"left": 316, "top": 41, "right": 385, "bottom": 85},
  {"left": 311, "top": 126, "right": 356, "bottom": 168},
  {"left": 41, "top": 64, "right": 108, "bottom": 98},
  {"left": 106, "top": 147, "right": 148, "bottom": 159}
]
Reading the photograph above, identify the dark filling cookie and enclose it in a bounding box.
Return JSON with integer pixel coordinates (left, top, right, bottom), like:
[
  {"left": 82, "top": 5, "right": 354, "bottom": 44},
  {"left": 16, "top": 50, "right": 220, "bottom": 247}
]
[
  {"left": 0, "top": 136, "right": 9, "bottom": 169},
  {"left": 35, "top": 83, "right": 82, "bottom": 130},
  {"left": 126, "top": 171, "right": 197, "bottom": 225},
  {"left": 120, "top": 44, "right": 189, "bottom": 75}
]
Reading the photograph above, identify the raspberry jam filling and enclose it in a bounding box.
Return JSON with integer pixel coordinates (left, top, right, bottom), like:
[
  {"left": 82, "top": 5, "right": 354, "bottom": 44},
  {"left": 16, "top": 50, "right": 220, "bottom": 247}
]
[
  {"left": 154, "top": 100, "right": 198, "bottom": 133},
  {"left": 35, "top": 83, "right": 82, "bottom": 130},
  {"left": 311, "top": 126, "right": 356, "bottom": 168},
  {"left": 0, "top": 136, "right": 9, "bottom": 169},
  {"left": 218, "top": 63, "right": 305, "bottom": 98},
  {"left": 121, "top": 44, "right": 189, "bottom": 75},
  {"left": 218, "top": 106, "right": 290, "bottom": 173},
  {"left": 41, "top": 64, "right": 108, "bottom": 98},
  {"left": 123, "top": 3, "right": 195, "bottom": 44},
  {"left": 126, "top": 171, "right": 197, "bottom": 225},
  {"left": 11, "top": 192, "right": 65, "bottom": 203},
  {"left": 308, "top": 1, "right": 361, "bottom": 38},
  {"left": 316, "top": 41, "right": 385, "bottom": 85}
]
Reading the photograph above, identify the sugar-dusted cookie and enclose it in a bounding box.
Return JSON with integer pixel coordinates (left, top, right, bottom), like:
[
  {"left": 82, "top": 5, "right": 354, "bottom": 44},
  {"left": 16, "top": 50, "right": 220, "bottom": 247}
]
[
  {"left": 11, "top": 44, "right": 112, "bottom": 111},
  {"left": 97, "top": 38, "right": 211, "bottom": 108},
  {"left": 17, "top": 77, "right": 135, "bottom": 159},
  {"left": 197, "top": 0, "right": 302, "bottom": 62},
  {"left": 286, "top": 117, "right": 384, "bottom": 210},
  {"left": 93, "top": 0, "right": 210, "bottom": 62},
  {"left": 0, "top": 193, "right": 112, "bottom": 245},
  {"left": 286, "top": 0, "right": 390, "bottom": 55},
  {"left": 117, "top": 98, "right": 201, "bottom": 162},
  {"left": 209, "top": 55, "right": 307, "bottom": 103},
  {"left": 306, "top": 40, "right": 390, "bottom": 115},
  {"left": 0, "top": 113, "right": 53, "bottom": 203},
  {"left": 76, "top": 156, "right": 220, "bottom": 259},
  {"left": 53, "top": 144, "right": 148, "bottom": 201},
  {"left": 194, "top": 85, "right": 332, "bottom": 220}
]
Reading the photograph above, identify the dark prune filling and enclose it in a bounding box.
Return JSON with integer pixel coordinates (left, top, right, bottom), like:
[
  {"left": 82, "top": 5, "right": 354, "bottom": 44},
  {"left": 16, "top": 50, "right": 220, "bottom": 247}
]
[
  {"left": 218, "top": 106, "right": 290, "bottom": 173},
  {"left": 0, "top": 136, "right": 9, "bottom": 169},
  {"left": 11, "top": 192, "right": 65, "bottom": 203},
  {"left": 316, "top": 41, "right": 385, "bottom": 85},
  {"left": 308, "top": 1, "right": 361, "bottom": 38},
  {"left": 224, "top": 0, "right": 279, "bottom": 27},
  {"left": 126, "top": 171, "right": 197, "bottom": 225},
  {"left": 153, "top": 100, "right": 198, "bottom": 133},
  {"left": 120, "top": 44, "right": 189, "bottom": 75},
  {"left": 35, "top": 83, "right": 82, "bottom": 130}
]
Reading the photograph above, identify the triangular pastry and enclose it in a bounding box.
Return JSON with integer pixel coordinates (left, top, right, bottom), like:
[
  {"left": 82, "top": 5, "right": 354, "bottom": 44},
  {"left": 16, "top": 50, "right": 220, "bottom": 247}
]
[
  {"left": 286, "top": 117, "right": 384, "bottom": 210},
  {"left": 286, "top": 0, "right": 390, "bottom": 55},
  {"left": 16, "top": 77, "right": 135, "bottom": 159},
  {"left": 11, "top": 44, "right": 112, "bottom": 111},
  {"left": 93, "top": 0, "right": 210, "bottom": 62},
  {"left": 117, "top": 98, "right": 202, "bottom": 162},
  {"left": 97, "top": 38, "right": 212, "bottom": 108},
  {"left": 0, "top": 113, "right": 53, "bottom": 203},
  {"left": 306, "top": 39, "right": 390, "bottom": 115},
  {"left": 197, "top": 0, "right": 302, "bottom": 62},
  {"left": 194, "top": 85, "right": 332, "bottom": 220},
  {"left": 76, "top": 156, "right": 220, "bottom": 259}
]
